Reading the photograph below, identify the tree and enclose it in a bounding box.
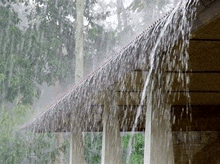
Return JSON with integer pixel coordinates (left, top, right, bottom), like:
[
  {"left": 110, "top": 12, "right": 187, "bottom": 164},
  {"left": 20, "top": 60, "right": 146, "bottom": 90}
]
[
  {"left": 117, "top": 0, "right": 127, "bottom": 31},
  {"left": 121, "top": 133, "right": 145, "bottom": 164},
  {"left": 27, "top": 0, "right": 76, "bottom": 87},
  {"left": 0, "top": 1, "right": 73, "bottom": 163},
  {"left": 0, "top": 102, "right": 61, "bottom": 164},
  {"left": 84, "top": 133, "right": 102, "bottom": 164},
  {"left": 0, "top": 104, "right": 30, "bottom": 163},
  {"left": 83, "top": 1, "right": 117, "bottom": 72},
  {"left": 0, "top": 0, "right": 77, "bottom": 105},
  {"left": 0, "top": 4, "right": 34, "bottom": 105},
  {"left": 69, "top": 0, "right": 87, "bottom": 163},
  {"left": 75, "top": 0, "right": 84, "bottom": 83}
]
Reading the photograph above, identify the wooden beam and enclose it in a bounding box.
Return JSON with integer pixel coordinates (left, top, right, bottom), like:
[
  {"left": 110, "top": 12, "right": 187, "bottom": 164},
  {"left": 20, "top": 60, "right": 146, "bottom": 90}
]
[
  {"left": 190, "top": 39, "right": 220, "bottom": 41},
  {"left": 170, "top": 73, "right": 220, "bottom": 91},
  {"left": 144, "top": 86, "right": 152, "bottom": 164},
  {"left": 69, "top": 131, "right": 86, "bottom": 164},
  {"left": 101, "top": 105, "right": 123, "bottom": 164},
  {"left": 55, "top": 133, "right": 65, "bottom": 164},
  {"left": 144, "top": 84, "right": 174, "bottom": 164},
  {"left": 171, "top": 105, "right": 220, "bottom": 131},
  {"left": 170, "top": 92, "right": 220, "bottom": 105}
]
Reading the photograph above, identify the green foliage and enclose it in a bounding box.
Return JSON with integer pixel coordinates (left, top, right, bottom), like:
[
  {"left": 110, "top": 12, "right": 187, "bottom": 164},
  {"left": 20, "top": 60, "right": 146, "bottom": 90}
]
[
  {"left": 25, "top": 0, "right": 76, "bottom": 86},
  {"left": 0, "top": 104, "right": 65, "bottom": 163},
  {"left": 0, "top": 2, "right": 74, "bottom": 162},
  {"left": 84, "top": 1, "right": 118, "bottom": 73},
  {"left": 122, "top": 133, "right": 145, "bottom": 164},
  {"left": 128, "top": 0, "right": 171, "bottom": 11},
  {"left": 84, "top": 133, "right": 102, "bottom": 164},
  {"left": 0, "top": 103, "right": 30, "bottom": 163},
  {"left": 24, "top": 133, "right": 60, "bottom": 164},
  {"left": 0, "top": 0, "right": 76, "bottom": 104},
  {"left": 83, "top": 132, "right": 145, "bottom": 164}
]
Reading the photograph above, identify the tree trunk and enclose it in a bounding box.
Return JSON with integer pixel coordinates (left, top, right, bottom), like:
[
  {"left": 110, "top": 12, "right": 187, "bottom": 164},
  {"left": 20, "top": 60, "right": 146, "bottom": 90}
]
[
  {"left": 69, "top": 0, "right": 86, "bottom": 163},
  {"left": 117, "top": 0, "right": 127, "bottom": 31},
  {"left": 75, "top": 0, "right": 84, "bottom": 83}
]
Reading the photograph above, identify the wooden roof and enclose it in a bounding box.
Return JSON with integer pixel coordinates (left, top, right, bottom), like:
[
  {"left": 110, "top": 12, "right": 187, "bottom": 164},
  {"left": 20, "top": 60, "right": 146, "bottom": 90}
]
[{"left": 21, "top": 0, "right": 220, "bottom": 133}]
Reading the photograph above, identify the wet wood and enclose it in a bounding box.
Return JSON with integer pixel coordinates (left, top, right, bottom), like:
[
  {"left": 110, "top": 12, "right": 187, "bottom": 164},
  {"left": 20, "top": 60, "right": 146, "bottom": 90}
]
[{"left": 171, "top": 105, "right": 220, "bottom": 131}]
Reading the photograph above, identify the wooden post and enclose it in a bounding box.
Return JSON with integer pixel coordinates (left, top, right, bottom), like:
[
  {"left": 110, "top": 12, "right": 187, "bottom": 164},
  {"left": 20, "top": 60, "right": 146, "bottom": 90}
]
[
  {"left": 144, "top": 87, "right": 152, "bottom": 164},
  {"left": 101, "top": 105, "right": 123, "bottom": 164},
  {"left": 150, "top": 104, "right": 174, "bottom": 164},
  {"left": 55, "top": 133, "right": 65, "bottom": 164},
  {"left": 69, "top": 0, "right": 86, "bottom": 163},
  {"left": 69, "top": 128, "right": 86, "bottom": 164},
  {"left": 144, "top": 85, "right": 174, "bottom": 164}
]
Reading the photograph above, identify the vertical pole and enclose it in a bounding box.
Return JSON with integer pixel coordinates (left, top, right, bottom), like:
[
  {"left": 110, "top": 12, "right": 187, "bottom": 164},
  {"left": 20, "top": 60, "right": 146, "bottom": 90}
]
[
  {"left": 69, "top": 128, "right": 86, "bottom": 164},
  {"left": 144, "top": 85, "right": 152, "bottom": 164},
  {"left": 69, "top": 0, "right": 86, "bottom": 163},
  {"left": 150, "top": 104, "right": 174, "bottom": 164},
  {"left": 144, "top": 84, "right": 174, "bottom": 164},
  {"left": 101, "top": 105, "right": 123, "bottom": 164},
  {"left": 74, "top": 0, "right": 84, "bottom": 83},
  {"left": 55, "top": 133, "right": 65, "bottom": 164}
]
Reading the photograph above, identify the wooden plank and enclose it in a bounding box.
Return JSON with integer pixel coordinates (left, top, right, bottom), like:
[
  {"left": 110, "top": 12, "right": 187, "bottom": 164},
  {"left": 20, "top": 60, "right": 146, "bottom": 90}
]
[
  {"left": 188, "top": 41, "right": 220, "bottom": 71},
  {"left": 144, "top": 87, "right": 152, "bottom": 164},
  {"left": 144, "top": 85, "right": 174, "bottom": 164},
  {"left": 191, "top": 0, "right": 220, "bottom": 39},
  {"left": 170, "top": 73, "right": 220, "bottom": 91},
  {"left": 171, "top": 105, "right": 220, "bottom": 131},
  {"left": 69, "top": 131, "right": 86, "bottom": 164},
  {"left": 115, "top": 91, "right": 141, "bottom": 105},
  {"left": 172, "top": 131, "right": 219, "bottom": 164},
  {"left": 191, "top": 15, "right": 220, "bottom": 39},
  {"left": 114, "top": 71, "right": 146, "bottom": 91},
  {"left": 166, "top": 41, "right": 220, "bottom": 72},
  {"left": 169, "top": 92, "right": 220, "bottom": 105},
  {"left": 54, "top": 133, "right": 65, "bottom": 164},
  {"left": 101, "top": 106, "right": 123, "bottom": 164}
]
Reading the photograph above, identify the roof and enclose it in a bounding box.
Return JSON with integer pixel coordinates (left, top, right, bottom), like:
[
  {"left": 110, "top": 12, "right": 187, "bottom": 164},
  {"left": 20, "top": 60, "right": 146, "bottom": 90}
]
[{"left": 20, "top": 0, "right": 220, "bottom": 133}]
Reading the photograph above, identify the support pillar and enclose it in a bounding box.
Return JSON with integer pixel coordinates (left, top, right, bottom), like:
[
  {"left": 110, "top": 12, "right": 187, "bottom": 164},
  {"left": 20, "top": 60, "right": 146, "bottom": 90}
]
[
  {"left": 101, "top": 105, "right": 123, "bottom": 164},
  {"left": 55, "top": 133, "right": 65, "bottom": 164},
  {"left": 69, "top": 131, "right": 86, "bottom": 164},
  {"left": 144, "top": 85, "right": 174, "bottom": 164},
  {"left": 144, "top": 89, "right": 152, "bottom": 164},
  {"left": 150, "top": 106, "right": 174, "bottom": 164},
  {"left": 69, "top": 115, "right": 86, "bottom": 164}
]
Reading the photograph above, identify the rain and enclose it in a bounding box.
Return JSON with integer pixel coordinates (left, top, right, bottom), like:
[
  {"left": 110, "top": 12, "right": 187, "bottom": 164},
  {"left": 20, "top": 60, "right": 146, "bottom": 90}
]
[{"left": 1, "top": 0, "right": 220, "bottom": 163}]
